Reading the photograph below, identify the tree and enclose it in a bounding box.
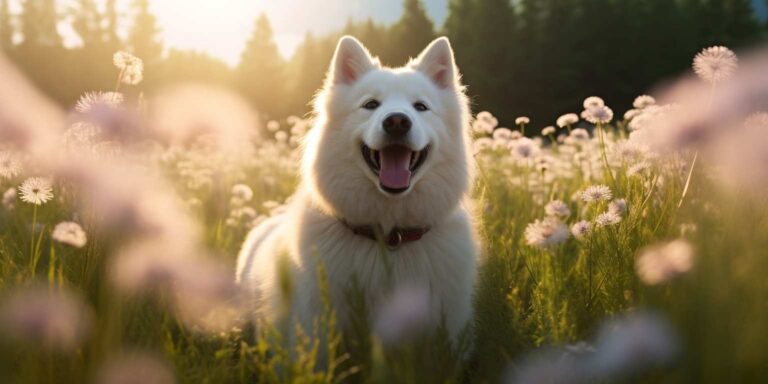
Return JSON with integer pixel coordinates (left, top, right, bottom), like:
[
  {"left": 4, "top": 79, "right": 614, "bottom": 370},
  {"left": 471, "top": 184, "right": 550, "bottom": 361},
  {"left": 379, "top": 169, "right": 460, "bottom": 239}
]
[
  {"left": 103, "top": 0, "right": 120, "bottom": 47},
  {"left": 19, "top": 0, "right": 61, "bottom": 47},
  {"left": 0, "top": 0, "right": 13, "bottom": 50},
  {"left": 129, "top": 0, "right": 163, "bottom": 65},
  {"left": 72, "top": 0, "right": 103, "bottom": 48},
  {"left": 237, "top": 13, "right": 286, "bottom": 119},
  {"left": 385, "top": 0, "right": 436, "bottom": 65}
]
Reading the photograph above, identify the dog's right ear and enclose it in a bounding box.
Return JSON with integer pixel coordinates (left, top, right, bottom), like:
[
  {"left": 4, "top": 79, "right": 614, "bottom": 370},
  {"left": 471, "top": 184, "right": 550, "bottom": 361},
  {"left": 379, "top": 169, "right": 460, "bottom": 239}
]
[{"left": 328, "top": 36, "right": 377, "bottom": 85}]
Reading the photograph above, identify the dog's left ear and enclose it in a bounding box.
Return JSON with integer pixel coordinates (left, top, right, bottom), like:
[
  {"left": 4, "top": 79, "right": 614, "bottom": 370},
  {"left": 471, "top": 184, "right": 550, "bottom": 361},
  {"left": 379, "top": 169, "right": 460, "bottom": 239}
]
[{"left": 412, "top": 37, "right": 457, "bottom": 89}]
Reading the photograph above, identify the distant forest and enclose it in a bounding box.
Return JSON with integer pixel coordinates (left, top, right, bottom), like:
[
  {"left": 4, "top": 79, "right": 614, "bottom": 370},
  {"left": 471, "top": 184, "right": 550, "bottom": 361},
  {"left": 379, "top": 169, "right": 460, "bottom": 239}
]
[{"left": 1, "top": 0, "right": 767, "bottom": 128}]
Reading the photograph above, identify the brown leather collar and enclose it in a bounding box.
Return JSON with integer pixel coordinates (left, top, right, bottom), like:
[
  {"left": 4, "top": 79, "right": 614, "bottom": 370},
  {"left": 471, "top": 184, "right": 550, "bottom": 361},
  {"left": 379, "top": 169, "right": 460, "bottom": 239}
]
[{"left": 342, "top": 221, "right": 430, "bottom": 250}]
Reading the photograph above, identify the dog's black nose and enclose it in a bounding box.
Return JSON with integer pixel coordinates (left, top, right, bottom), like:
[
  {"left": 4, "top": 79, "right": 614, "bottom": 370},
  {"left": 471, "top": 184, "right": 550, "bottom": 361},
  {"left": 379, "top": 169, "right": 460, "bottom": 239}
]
[{"left": 383, "top": 113, "right": 412, "bottom": 137}]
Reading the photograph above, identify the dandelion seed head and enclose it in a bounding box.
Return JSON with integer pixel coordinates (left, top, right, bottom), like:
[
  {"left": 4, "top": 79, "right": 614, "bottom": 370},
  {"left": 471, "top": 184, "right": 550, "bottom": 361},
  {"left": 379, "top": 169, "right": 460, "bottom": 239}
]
[
  {"left": 608, "top": 199, "right": 628, "bottom": 215},
  {"left": 2, "top": 187, "right": 15, "bottom": 209},
  {"left": 52, "top": 221, "right": 87, "bottom": 248},
  {"left": 545, "top": 200, "right": 571, "bottom": 218},
  {"left": 18, "top": 177, "right": 53, "bottom": 205},
  {"left": 492, "top": 127, "right": 514, "bottom": 142},
  {"left": 0, "top": 150, "right": 21, "bottom": 179},
  {"left": 581, "top": 184, "right": 612, "bottom": 203},
  {"left": 75, "top": 91, "right": 124, "bottom": 114},
  {"left": 693, "top": 46, "right": 737, "bottom": 83},
  {"left": 569, "top": 128, "right": 590, "bottom": 142},
  {"left": 525, "top": 218, "right": 570, "bottom": 248},
  {"left": 515, "top": 116, "right": 530, "bottom": 125},
  {"left": 636, "top": 239, "right": 695, "bottom": 285},
  {"left": 231, "top": 184, "right": 253, "bottom": 203},
  {"left": 509, "top": 137, "right": 541, "bottom": 159}
]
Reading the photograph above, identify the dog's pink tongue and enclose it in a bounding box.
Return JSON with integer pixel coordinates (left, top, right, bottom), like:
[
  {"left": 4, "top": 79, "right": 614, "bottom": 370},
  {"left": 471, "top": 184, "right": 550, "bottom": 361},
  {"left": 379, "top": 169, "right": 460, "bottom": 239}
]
[{"left": 379, "top": 146, "right": 412, "bottom": 189}]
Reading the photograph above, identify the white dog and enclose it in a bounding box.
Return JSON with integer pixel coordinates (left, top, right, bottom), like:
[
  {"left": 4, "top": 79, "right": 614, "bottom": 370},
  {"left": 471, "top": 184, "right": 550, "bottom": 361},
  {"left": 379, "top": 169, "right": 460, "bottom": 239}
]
[{"left": 236, "top": 36, "right": 478, "bottom": 343}]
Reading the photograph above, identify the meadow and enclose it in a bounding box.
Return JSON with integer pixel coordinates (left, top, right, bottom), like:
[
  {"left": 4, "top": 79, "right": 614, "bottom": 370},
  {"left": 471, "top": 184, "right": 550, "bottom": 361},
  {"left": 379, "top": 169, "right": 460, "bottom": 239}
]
[{"left": 0, "top": 45, "right": 767, "bottom": 384}]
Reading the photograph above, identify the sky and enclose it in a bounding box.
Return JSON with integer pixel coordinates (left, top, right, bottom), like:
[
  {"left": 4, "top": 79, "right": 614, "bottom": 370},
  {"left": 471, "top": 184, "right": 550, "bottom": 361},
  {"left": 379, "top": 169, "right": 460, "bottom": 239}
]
[{"left": 150, "top": 0, "right": 448, "bottom": 65}]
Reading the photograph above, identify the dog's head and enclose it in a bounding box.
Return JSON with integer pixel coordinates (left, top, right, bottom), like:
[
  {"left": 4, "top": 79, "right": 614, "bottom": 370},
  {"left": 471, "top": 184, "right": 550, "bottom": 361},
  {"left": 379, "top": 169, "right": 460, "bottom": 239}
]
[{"left": 303, "top": 36, "right": 472, "bottom": 228}]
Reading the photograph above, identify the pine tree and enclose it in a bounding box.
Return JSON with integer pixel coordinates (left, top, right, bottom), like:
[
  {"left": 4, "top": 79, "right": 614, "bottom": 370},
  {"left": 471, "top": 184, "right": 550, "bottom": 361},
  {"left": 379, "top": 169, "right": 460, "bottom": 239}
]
[
  {"left": 0, "top": 0, "right": 13, "bottom": 50},
  {"left": 19, "top": 0, "right": 61, "bottom": 47},
  {"left": 237, "top": 13, "right": 286, "bottom": 119},
  {"left": 386, "top": 0, "right": 436, "bottom": 65},
  {"left": 103, "top": 0, "right": 120, "bottom": 47},
  {"left": 129, "top": 0, "right": 162, "bottom": 64},
  {"left": 443, "top": 0, "right": 474, "bottom": 67}
]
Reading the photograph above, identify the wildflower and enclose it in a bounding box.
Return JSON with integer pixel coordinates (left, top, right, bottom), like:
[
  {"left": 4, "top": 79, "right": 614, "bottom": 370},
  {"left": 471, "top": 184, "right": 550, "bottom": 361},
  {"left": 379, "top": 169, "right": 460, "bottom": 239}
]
[
  {"left": 693, "top": 46, "right": 737, "bottom": 83},
  {"left": 627, "top": 161, "right": 651, "bottom": 177},
  {"left": 515, "top": 116, "right": 530, "bottom": 125},
  {"left": 75, "top": 91, "right": 124, "bottom": 114},
  {"left": 231, "top": 184, "right": 253, "bottom": 202},
  {"left": 2, "top": 188, "right": 15, "bottom": 210},
  {"left": 542, "top": 126, "right": 556, "bottom": 136},
  {"left": 581, "top": 184, "right": 612, "bottom": 203},
  {"left": 545, "top": 200, "right": 571, "bottom": 218},
  {"left": 113, "top": 51, "right": 143, "bottom": 70},
  {"left": 571, "top": 220, "right": 592, "bottom": 240},
  {"left": 583, "top": 96, "right": 605, "bottom": 109},
  {"left": 473, "top": 137, "right": 493, "bottom": 153},
  {"left": 266, "top": 120, "right": 280, "bottom": 132},
  {"left": 96, "top": 354, "right": 175, "bottom": 384},
  {"left": 633, "top": 95, "right": 656, "bottom": 109},
  {"left": 0, "top": 287, "right": 93, "bottom": 351},
  {"left": 569, "top": 128, "right": 590, "bottom": 141},
  {"left": 596, "top": 211, "right": 622, "bottom": 227},
  {"left": 585, "top": 105, "right": 614, "bottom": 124},
  {"left": 52, "top": 221, "right": 87, "bottom": 248},
  {"left": 0, "top": 151, "right": 21, "bottom": 179},
  {"left": 608, "top": 199, "right": 627, "bottom": 215},
  {"left": 524, "top": 218, "right": 569, "bottom": 248},
  {"left": 473, "top": 111, "right": 498, "bottom": 135},
  {"left": 591, "top": 311, "right": 679, "bottom": 376},
  {"left": 18, "top": 177, "right": 53, "bottom": 205},
  {"left": 623, "top": 109, "right": 641, "bottom": 121},
  {"left": 557, "top": 113, "right": 579, "bottom": 128},
  {"left": 509, "top": 137, "right": 541, "bottom": 159},
  {"left": 636, "top": 239, "right": 695, "bottom": 285},
  {"left": 374, "top": 283, "right": 431, "bottom": 345},
  {"left": 492, "top": 127, "right": 514, "bottom": 141}
]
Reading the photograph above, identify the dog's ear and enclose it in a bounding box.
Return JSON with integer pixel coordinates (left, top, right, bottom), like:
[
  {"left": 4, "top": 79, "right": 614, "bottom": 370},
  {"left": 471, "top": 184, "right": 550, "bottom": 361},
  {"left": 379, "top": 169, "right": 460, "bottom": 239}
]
[
  {"left": 329, "top": 36, "right": 377, "bottom": 85},
  {"left": 413, "top": 37, "right": 457, "bottom": 89}
]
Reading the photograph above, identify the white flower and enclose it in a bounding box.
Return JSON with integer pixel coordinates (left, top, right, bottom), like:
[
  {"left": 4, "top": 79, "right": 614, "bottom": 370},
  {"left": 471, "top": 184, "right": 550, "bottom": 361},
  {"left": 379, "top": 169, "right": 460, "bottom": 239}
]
[
  {"left": 0, "top": 151, "right": 21, "bottom": 179},
  {"left": 636, "top": 239, "right": 695, "bottom": 285},
  {"left": 52, "top": 222, "right": 88, "bottom": 248},
  {"left": 693, "top": 46, "right": 737, "bottom": 83},
  {"left": 541, "top": 126, "right": 556, "bottom": 136},
  {"left": 75, "top": 92, "right": 124, "bottom": 114},
  {"left": 473, "top": 111, "right": 498, "bottom": 135},
  {"left": 571, "top": 220, "right": 592, "bottom": 240},
  {"left": 524, "top": 218, "right": 570, "bottom": 248},
  {"left": 581, "top": 185, "right": 612, "bottom": 203},
  {"left": 231, "top": 184, "right": 253, "bottom": 202},
  {"left": 18, "top": 177, "right": 54, "bottom": 205},
  {"left": 583, "top": 96, "right": 605, "bottom": 109},
  {"left": 545, "top": 200, "right": 571, "bottom": 218},
  {"left": 608, "top": 199, "right": 628, "bottom": 215},
  {"left": 515, "top": 116, "right": 530, "bottom": 125},
  {"left": 557, "top": 113, "right": 579, "bottom": 128},
  {"left": 569, "top": 128, "right": 590, "bottom": 141},
  {"left": 473, "top": 137, "right": 493, "bottom": 153},
  {"left": 585, "top": 105, "right": 614, "bottom": 124},
  {"left": 624, "top": 109, "right": 641, "bottom": 121},
  {"left": 596, "top": 211, "right": 622, "bottom": 227},
  {"left": 509, "top": 137, "right": 541, "bottom": 159},
  {"left": 492, "top": 127, "right": 514, "bottom": 141},
  {"left": 633, "top": 95, "right": 656, "bottom": 109},
  {"left": 113, "top": 51, "right": 144, "bottom": 85}
]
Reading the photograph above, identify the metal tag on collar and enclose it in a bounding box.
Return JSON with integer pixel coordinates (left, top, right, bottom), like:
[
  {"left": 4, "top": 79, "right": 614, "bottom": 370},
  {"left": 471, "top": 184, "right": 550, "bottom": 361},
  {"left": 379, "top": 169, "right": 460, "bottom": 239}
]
[{"left": 387, "top": 229, "right": 404, "bottom": 251}]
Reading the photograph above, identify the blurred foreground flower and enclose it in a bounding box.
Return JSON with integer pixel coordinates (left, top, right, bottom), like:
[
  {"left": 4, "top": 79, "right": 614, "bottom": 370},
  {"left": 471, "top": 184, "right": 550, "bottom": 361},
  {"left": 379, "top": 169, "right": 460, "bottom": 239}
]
[
  {"left": 374, "top": 283, "right": 431, "bottom": 345},
  {"left": 0, "top": 150, "right": 22, "bottom": 179},
  {"left": 0, "top": 286, "right": 93, "bottom": 351},
  {"left": 636, "top": 239, "right": 695, "bottom": 285},
  {"left": 52, "top": 221, "right": 87, "bottom": 248},
  {"left": 581, "top": 184, "right": 612, "bottom": 203},
  {"left": 524, "top": 218, "right": 569, "bottom": 248},
  {"left": 18, "top": 177, "right": 53, "bottom": 205},
  {"left": 96, "top": 353, "right": 175, "bottom": 384}
]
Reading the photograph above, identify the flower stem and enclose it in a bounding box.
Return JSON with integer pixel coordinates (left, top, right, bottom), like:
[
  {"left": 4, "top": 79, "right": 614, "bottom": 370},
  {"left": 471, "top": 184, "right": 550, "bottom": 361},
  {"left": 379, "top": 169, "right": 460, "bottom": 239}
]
[{"left": 29, "top": 204, "right": 37, "bottom": 278}]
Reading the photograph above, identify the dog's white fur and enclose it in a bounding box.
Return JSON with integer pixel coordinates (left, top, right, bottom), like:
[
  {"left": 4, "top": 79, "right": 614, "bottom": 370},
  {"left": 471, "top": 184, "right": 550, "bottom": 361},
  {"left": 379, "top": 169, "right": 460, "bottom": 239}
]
[{"left": 236, "top": 36, "right": 478, "bottom": 341}]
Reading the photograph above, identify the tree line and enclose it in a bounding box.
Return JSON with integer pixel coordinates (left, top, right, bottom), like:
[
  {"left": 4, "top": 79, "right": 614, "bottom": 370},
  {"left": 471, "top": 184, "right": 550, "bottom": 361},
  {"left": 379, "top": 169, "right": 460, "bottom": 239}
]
[{"left": 0, "top": 0, "right": 766, "bottom": 127}]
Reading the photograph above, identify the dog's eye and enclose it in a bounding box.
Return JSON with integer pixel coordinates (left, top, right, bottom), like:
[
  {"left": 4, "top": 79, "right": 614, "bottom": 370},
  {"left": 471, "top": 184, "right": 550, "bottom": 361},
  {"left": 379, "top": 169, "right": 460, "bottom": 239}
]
[
  {"left": 362, "top": 99, "right": 380, "bottom": 110},
  {"left": 413, "top": 102, "right": 429, "bottom": 112}
]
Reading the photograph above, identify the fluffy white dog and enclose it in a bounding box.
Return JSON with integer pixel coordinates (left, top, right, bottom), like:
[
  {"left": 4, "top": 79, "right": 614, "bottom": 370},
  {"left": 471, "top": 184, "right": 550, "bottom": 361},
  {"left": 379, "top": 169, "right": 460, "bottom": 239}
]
[{"left": 236, "top": 36, "right": 478, "bottom": 343}]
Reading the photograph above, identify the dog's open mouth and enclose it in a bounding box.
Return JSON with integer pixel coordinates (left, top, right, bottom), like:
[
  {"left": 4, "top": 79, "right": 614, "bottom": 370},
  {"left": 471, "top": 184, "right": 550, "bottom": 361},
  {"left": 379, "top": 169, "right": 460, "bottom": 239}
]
[{"left": 361, "top": 143, "right": 428, "bottom": 194}]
